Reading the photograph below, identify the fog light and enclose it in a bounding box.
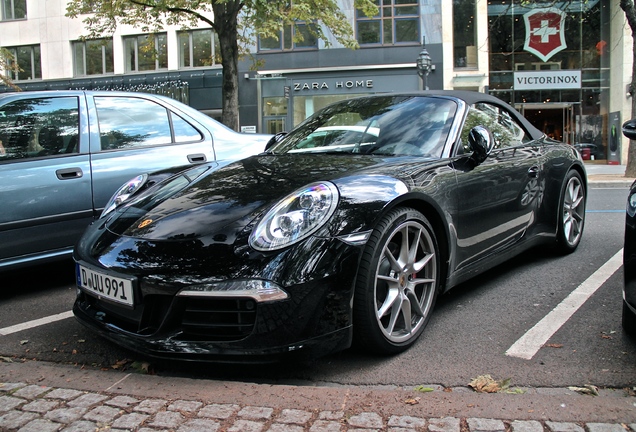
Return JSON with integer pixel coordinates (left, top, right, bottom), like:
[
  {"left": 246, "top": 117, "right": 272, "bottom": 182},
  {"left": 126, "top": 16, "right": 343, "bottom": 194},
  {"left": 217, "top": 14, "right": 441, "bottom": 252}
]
[{"left": 177, "top": 279, "right": 288, "bottom": 303}]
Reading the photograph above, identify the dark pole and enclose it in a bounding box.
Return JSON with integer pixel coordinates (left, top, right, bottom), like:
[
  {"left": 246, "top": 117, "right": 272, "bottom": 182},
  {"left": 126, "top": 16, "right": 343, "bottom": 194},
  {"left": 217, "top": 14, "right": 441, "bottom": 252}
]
[{"left": 416, "top": 37, "right": 432, "bottom": 90}]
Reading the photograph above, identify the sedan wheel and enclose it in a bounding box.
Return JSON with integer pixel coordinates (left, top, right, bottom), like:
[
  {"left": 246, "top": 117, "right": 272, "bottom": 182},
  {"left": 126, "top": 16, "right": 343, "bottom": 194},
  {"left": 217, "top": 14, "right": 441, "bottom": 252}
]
[
  {"left": 353, "top": 208, "right": 440, "bottom": 354},
  {"left": 556, "top": 170, "right": 585, "bottom": 253}
]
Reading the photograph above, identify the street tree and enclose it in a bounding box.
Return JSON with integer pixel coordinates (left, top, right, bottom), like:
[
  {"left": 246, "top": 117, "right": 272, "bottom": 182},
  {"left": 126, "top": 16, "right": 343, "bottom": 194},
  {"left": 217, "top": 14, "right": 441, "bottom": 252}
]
[
  {"left": 0, "top": 48, "right": 22, "bottom": 91},
  {"left": 66, "top": 0, "right": 377, "bottom": 131}
]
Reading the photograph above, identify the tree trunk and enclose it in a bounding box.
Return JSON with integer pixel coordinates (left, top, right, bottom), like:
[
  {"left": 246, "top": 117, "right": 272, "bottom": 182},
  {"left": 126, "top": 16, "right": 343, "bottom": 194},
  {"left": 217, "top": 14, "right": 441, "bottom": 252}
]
[
  {"left": 621, "top": 1, "right": 636, "bottom": 177},
  {"left": 213, "top": 1, "right": 241, "bottom": 131}
]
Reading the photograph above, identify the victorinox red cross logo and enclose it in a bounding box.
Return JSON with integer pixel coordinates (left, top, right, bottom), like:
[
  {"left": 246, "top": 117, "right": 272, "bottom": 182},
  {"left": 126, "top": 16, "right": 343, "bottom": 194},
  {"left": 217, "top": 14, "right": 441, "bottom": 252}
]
[{"left": 523, "top": 7, "right": 567, "bottom": 62}]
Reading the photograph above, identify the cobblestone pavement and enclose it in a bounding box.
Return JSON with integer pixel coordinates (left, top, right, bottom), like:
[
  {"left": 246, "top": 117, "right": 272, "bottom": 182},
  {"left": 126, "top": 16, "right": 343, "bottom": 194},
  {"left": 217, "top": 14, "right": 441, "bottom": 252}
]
[
  {"left": 1, "top": 379, "right": 635, "bottom": 432},
  {"left": 1, "top": 360, "right": 636, "bottom": 432}
]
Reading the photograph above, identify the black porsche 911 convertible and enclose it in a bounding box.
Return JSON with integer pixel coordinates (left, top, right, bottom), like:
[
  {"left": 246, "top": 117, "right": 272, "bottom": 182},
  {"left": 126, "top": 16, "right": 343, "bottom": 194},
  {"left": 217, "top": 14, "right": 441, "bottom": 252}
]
[{"left": 73, "top": 91, "right": 587, "bottom": 362}]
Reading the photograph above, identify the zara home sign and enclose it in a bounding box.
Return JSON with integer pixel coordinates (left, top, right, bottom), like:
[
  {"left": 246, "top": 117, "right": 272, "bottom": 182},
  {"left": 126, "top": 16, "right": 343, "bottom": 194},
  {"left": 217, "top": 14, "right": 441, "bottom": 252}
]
[
  {"left": 514, "top": 70, "right": 581, "bottom": 90},
  {"left": 293, "top": 79, "right": 374, "bottom": 92}
]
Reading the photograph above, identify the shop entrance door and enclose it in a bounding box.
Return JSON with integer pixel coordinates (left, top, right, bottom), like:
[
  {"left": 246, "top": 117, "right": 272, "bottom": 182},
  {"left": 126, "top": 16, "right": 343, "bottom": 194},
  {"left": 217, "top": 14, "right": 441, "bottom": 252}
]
[
  {"left": 264, "top": 116, "right": 286, "bottom": 134},
  {"left": 516, "top": 103, "right": 575, "bottom": 145}
]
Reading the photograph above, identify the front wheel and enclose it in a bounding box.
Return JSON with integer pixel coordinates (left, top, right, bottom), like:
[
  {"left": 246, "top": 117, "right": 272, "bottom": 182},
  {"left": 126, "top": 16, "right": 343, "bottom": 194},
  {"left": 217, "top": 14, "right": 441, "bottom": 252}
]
[
  {"left": 555, "top": 170, "right": 585, "bottom": 254},
  {"left": 353, "top": 208, "right": 440, "bottom": 354}
]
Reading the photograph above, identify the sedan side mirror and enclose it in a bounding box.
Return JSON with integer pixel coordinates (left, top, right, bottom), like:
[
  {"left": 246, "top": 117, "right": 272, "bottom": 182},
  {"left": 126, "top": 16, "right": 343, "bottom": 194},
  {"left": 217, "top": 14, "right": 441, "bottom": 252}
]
[
  {"left": 265, "top": 132, "right": 288, "bottom": 151},
  {"left": 623, "top": 119, "right": 636, "bottom": 140},
  {"left": 468, "top": 125, "right": 494, "bottom": 164}
]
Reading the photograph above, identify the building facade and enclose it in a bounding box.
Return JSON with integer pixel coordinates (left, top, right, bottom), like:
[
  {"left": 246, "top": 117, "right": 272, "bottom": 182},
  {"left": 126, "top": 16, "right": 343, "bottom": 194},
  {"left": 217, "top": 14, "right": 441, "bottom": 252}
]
[{"left": 0, "top": 0, "right": 633, "bottom": 163}]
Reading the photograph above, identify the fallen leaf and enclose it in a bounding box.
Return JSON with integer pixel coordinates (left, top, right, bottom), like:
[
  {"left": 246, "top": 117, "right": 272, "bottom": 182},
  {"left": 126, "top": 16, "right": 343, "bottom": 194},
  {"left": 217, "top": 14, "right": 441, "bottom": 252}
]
[
  {"left": 469, "top": 375, "right": 502, "bottom": 393},
  {"left": 414, "top": 385, "right": 434, "bottom": 393},
  {"left": 404, "top": 397, "right": 420, "bottom": 405},
  {"left": 111, "top": 359, "right": 132, "bottom": 370},
  {"left": 468, "top": 375, "right": 521, "bottom": 394},
  {"left": 568, "top": 385, "right": 599, "bottom": 396},
  {"left": 545, "top": 343, "right": 563, "bottom": 348},
  {"left": 0, "top": 356, "right": 14, "bottom": 363},
  {"left": 131, "top": 361, "right": 152, "bottom": 374}
]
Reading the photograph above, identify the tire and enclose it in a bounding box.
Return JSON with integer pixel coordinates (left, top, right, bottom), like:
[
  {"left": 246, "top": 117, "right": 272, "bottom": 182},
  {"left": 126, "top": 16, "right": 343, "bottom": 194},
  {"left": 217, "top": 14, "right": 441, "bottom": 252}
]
[
  {"left": 353, "top": 208, "right": 440, "bottom": 354},
  {"left": 555, "top": 170, "right": 585, "bottom": 254},
  {"left": 623, "top": 301, "right": 636, "bottom": 336}
]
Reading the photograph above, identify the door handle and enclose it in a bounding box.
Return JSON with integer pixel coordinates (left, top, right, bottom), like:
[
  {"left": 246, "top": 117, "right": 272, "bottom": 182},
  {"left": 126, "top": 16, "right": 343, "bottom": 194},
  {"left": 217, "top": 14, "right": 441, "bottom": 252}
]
[
  {"left": 187, "top": 153, "right": 207, "bottom": 163},
  {"left": 527, "top": 166, "right": 540, "bottom": 178},
  {"left": 56, "top": 168, "right": 83, "bottom": 180}
]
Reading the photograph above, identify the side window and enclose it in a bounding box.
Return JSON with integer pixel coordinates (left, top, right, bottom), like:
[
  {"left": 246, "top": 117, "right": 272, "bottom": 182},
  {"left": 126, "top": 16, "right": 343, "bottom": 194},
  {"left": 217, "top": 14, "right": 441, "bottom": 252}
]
[
  {"left": 0, "top": 97, "right": 79, "bottom": 161},
  {"left": 458, "top": 103, "right": 531, "bottom": 154},
  {"left": 95, "top": 97, "right": 173, "bottom": 149},
  {"left": 172, "top": 113, "right": 203, "bottom": 143}
]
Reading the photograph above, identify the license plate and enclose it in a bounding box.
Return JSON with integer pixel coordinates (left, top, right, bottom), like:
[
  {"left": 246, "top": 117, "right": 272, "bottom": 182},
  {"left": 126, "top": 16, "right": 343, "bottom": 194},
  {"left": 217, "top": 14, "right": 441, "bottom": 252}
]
[{"left": 76, "top": 264, "right": 135, "bottom": 307}]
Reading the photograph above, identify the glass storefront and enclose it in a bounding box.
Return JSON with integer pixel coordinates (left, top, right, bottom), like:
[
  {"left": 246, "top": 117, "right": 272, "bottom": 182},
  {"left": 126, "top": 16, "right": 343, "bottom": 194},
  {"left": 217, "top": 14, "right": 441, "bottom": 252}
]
[
  {"left": 487, "top": 0, "right": 610, "bottom": 159},
  {"left": 258, "top": 72, "right": 420, "bottom": 134}
]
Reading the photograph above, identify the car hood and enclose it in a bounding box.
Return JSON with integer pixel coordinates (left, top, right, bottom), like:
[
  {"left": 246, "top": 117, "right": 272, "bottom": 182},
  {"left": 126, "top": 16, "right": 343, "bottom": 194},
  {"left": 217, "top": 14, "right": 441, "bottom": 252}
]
[{"left": 104, "top": 153, "right": 433, "bottom": 241}]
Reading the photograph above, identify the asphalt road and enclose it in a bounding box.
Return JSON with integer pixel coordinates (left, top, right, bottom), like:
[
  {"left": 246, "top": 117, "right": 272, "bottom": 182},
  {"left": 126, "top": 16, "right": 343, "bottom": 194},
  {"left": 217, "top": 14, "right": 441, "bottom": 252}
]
[{"left": 0, "top": 185, "right": 634, "bottom": 391}]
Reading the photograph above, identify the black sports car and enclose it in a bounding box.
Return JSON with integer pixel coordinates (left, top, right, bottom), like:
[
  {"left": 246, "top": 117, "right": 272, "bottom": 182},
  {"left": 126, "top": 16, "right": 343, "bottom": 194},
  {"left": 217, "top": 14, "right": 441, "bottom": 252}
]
[
  {"left": 622, "top": 118, "right": 636, "bottom": 335},
  {"left": 73, "top": 91, "right": 587, "bottom": 362}
]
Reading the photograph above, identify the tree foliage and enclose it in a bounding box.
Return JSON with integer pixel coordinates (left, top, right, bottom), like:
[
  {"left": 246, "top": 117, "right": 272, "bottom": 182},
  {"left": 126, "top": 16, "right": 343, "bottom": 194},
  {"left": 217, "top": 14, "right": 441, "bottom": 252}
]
[
  {"left": 66, "top": 0, "right": 377, "bottom": 131},
  {"left": 0, "top": 48, "right": 22, "bottom": 91}
]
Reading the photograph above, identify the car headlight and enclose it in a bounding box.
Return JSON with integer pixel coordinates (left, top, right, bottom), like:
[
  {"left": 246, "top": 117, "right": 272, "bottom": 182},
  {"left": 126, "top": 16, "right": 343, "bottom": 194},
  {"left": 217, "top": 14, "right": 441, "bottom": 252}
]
[
  {"left": 629, "top": 189, "right": 636, "bottom": 218},
  {"left": 100, "top": 174, "right": 148, "bottom": 218},
  {"left": 249, "top": 182, "right": 339, "bottom": 251}
]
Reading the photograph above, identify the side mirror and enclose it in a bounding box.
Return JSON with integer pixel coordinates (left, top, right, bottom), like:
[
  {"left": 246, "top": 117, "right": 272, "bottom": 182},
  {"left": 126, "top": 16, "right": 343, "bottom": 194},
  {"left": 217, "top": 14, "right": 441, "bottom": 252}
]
[
  {"left": 468, "top": 125, "right": 494, "bottom": 164},
  {"left": 265, "top": 132, "right": 287, "bottom": 151},
  {"left": 623, "top": 119, "right": 636, "bottom": 140}
]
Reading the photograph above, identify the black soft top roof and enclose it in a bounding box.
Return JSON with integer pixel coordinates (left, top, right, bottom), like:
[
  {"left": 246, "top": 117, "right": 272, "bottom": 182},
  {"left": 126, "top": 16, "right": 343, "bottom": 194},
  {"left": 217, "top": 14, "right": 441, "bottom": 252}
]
[{"left": 367, "top": 90, "right": 546, "bottom": 142}]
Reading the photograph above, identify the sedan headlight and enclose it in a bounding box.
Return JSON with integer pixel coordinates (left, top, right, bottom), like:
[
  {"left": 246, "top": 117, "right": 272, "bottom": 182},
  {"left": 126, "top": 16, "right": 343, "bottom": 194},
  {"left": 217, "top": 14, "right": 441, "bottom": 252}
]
[
  {"left": 250, "top": 182, "right": 339, "bottom": 251},
  {"left": 101, "top": 174, "right": 148, "bottom": 218},
  {"left": 629, "top": 189, "right": 636, "bottom": 218}
]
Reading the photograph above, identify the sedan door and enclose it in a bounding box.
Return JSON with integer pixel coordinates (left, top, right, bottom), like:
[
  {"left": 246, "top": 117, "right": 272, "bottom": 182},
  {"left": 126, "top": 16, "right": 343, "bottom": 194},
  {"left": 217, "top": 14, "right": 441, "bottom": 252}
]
[
  {"left": 451, "top": 102, "right": 543, "bottom": 272},
  {"left": 0, "top": 95, "right": 92, "bottom": 267},
  {"left": 86, "top": 94, "right": 215, "bottom": 212}
]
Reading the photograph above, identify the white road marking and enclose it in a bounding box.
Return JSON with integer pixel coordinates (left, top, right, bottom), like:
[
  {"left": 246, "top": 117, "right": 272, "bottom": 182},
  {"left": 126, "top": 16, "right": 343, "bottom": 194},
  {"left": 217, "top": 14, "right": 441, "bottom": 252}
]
[
  {"left": 506, "top": 249, "right": 623, "bottom": 360},
  {"left": 0, "top": 311, "right": 74, "bottom": 336}
]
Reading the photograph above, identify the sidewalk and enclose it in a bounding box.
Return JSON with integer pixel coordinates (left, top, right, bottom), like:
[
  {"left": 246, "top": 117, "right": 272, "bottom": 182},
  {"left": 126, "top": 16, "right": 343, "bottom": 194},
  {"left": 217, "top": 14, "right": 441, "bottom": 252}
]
[
  {"left": 1, "top": 358, "right": 636, "bottom": 431},
  {"left": 585, "top": 163, "right": 634, "bottom": 188}
]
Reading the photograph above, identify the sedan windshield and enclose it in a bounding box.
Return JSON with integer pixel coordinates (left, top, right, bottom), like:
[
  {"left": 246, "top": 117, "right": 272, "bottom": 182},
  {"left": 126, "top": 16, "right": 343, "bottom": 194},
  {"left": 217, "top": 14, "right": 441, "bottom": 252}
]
[{"left": 270, "top": 96, "right": 457, "bottom": 158}]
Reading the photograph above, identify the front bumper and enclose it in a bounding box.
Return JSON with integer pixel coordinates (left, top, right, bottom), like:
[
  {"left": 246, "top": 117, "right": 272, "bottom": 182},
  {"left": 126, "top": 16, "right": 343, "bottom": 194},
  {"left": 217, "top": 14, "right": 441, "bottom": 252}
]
[
  {"left": 73, "top": 291, "right": 352, "bottom": 363},
  {"left": 73, "top": 235, "right": 361, "bottom": 362}
]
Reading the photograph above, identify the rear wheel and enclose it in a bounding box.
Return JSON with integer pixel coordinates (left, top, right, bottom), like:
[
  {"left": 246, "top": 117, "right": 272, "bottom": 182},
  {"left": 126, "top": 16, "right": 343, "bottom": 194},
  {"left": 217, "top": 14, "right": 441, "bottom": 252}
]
[
  {"left": 353, "top": 208, "right": 440, "bottom": 354},
  {"left": 555, "top": 170, "right": 585, "bottom": 254}
]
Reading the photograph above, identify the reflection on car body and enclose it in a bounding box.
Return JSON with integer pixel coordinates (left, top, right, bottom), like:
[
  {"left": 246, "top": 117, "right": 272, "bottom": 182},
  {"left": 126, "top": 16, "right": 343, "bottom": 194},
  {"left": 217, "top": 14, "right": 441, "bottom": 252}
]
[
  {"left": 0, "top": 90, "right": 270, "bottom": 271},
  {"left": 622, "top": 118, "right": 636, "bottom": 335},
  {"left": 72, "top": 91, "right": 587, "bottom": 363}
]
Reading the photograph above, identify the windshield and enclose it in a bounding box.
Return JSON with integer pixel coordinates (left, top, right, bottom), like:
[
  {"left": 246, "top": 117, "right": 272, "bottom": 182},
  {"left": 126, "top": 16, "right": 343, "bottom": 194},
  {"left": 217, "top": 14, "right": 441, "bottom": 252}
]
[{"left": 270, "top": 96, "right": 457, "bottom": 158}]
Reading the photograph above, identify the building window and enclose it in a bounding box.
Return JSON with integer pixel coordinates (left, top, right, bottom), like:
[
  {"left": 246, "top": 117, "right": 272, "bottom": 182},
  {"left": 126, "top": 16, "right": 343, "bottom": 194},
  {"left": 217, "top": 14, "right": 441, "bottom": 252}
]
[
  {"left": 356, "top": 0, "right": 419, "bottom": 46},
  {"left": 124, "top": 33, "right": 168, "bottom": 72},
  {"left": 1, "top": 0, "right": 26, "bottom": 21},
  {"left": 4, "top": 45, "right": 40, "bottom": 80},
  {"left": 73, "top": 39, "right": 114, "bottom": 77},
  {"left": 259, "top": 23, "right": 318, "bottom": 51},
  {"left": 453, "top": 0, "right": 477, "bottom": 68},
  {"left": 178, "top": 29, "right": 219, "bottom": 68}
]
